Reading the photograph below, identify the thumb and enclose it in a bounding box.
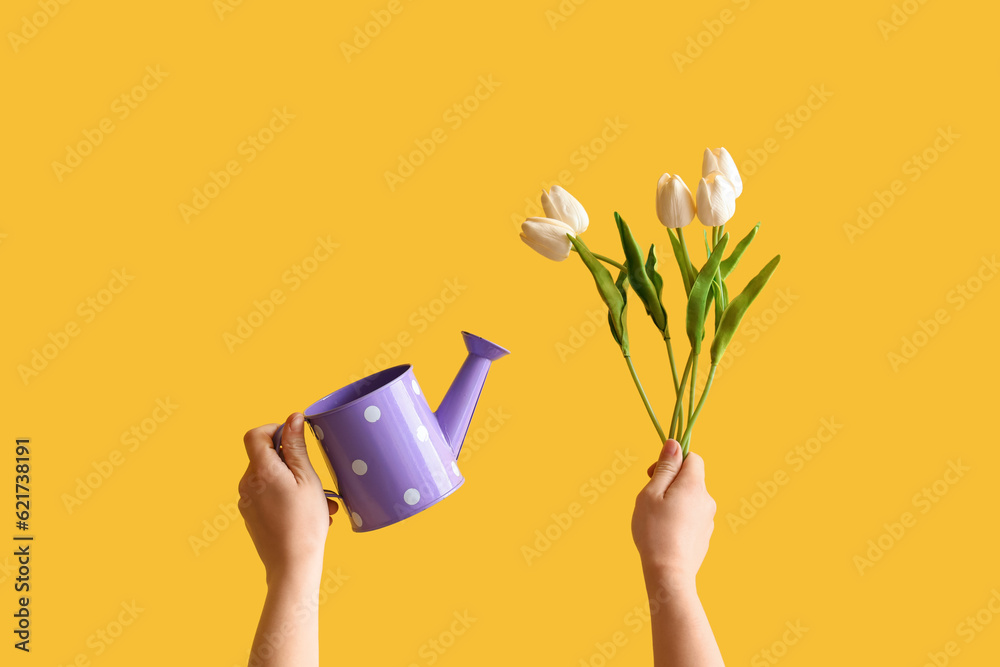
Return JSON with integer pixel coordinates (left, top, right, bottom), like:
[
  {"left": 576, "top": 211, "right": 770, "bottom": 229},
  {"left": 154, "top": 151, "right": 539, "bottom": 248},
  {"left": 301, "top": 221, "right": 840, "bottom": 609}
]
[
  {"left": 279, "top": 413, "right": 316, "bottom": 481},
  {"left": 644, "top": 439, "right": 682, "bottom": 497}
]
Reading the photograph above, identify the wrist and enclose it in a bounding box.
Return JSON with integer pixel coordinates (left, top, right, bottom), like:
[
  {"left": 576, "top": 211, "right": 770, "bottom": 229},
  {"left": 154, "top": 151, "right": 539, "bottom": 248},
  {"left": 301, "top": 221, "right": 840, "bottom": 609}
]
[
  {"left": 641, "top": 561, "right": 698, "bottom": 597},
  {"left": 266, "top": 559, "right": 324, "bottom": 593}
]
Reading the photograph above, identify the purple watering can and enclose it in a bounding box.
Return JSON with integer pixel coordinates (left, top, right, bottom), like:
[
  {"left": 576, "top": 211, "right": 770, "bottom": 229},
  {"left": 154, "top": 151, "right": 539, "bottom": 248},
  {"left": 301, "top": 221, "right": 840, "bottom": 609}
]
[{"left": 272, "top": 331, "right": 509, "bottom": 532}]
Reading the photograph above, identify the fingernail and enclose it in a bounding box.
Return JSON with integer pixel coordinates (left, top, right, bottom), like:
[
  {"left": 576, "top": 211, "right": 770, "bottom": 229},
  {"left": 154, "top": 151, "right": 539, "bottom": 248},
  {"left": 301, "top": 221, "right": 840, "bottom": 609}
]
[
  {"left": 290, "top": 412, "right": 303, "bottom": 429},
  {"left": 666, "top": 439, "right": 679, "bottom": 456}
]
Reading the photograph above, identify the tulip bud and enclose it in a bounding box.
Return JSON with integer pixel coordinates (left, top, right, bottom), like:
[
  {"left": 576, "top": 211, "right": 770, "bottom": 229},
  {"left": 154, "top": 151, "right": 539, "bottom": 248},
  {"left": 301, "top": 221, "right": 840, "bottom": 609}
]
[
  {"left": 541, "top": 185, "right": 589, "bottom": 234},
  {"left": 520, "top": 217, "right": 577, "bottom": 261},
  {"left": 702, "top": 147, "right": 743, "bottom": 198},
  {"left": 696, "top": 172, "right": 737, "bottom": 227},
  {"left": 656, "top": 173, "right": 696, "bottom": 228}
]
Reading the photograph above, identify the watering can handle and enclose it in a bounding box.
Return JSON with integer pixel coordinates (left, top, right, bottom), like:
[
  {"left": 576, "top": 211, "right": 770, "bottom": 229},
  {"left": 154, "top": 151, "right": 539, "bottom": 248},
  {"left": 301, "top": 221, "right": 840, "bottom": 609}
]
[{"left": 271, "top": 423, "right": 343, "bottom": 500}]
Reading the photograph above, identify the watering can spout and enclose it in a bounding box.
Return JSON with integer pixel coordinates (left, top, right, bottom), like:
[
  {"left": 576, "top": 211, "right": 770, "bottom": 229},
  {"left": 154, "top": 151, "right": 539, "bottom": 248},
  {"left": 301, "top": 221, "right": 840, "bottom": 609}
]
[{"left": 435, "top": 332, "right": 510, "bottom": 457}]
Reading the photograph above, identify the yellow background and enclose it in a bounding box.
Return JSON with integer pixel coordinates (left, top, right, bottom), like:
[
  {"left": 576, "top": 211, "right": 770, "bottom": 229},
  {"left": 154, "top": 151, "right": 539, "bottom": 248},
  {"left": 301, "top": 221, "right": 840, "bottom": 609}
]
[{"left": 3, "top": 0, "right": 999, "bottom": 665}]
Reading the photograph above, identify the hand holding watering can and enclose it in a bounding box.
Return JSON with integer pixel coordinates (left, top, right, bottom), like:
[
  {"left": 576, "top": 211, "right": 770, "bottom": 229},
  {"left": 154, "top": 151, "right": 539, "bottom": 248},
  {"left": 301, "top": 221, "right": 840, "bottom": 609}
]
[{"left": 271, "top": 332, "right": 509, "bottom": 532}]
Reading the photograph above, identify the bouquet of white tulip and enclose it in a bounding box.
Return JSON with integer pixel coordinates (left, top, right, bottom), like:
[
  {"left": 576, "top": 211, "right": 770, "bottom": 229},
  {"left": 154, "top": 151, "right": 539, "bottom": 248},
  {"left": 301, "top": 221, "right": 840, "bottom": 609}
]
[{"left": 520, "top": 147, "right": 780, "bottom": 455}]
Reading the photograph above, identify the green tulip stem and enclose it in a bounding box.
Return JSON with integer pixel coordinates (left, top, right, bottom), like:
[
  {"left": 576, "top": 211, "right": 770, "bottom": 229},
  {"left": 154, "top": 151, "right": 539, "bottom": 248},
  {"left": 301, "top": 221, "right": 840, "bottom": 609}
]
[
  {"left": 570, "top": 247, "right": 625, "bottom": 271},
  {"left": 669, "top": 352, "right": 693, "bottom": 440},
  {"left": 711, "top": 226, "right": 725, "bottom": 321},
  {"left": 681, "top": 363, "right": 717, "bottom": 455},
  {"left": 664, "top": 336, "right": 680, "bottom": 394},
  {"left": 688, "top": 352, "right": 699, "bottom": 424},
  {"left": 624, "top": 353, "right": 667, "bottom": 445},
  {"left": 676, "top": 227, "right": 695, "bottom": 279},
  {"left": 595, "top": 253, "right": 626, "bottom": 271}
]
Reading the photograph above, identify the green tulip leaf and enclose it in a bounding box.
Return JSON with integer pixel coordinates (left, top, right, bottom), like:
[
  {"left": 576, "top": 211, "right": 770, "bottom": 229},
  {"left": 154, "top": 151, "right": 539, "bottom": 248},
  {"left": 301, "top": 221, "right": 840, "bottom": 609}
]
[
  {"left": 645, "top": 243, "right": 665, "bottom": 308},
  {"left": 685, "top": 247, "right": 699, "bottom": 285},
  {"left": 712, "top": 278, "right": 724, "bottom": 333},
  {"left": 645, "top": 244, "right": 671, "bottom": 341},
  {"left": 686, "top": 232, "right": 729, "bottom": 354},
  {"left": 720, "top": 223, "right": 760, "bottom": 279},
  {"left": 710, "top": 255, "right": 781, "bottom": 364},
  {"left": 567, "top": 233, "right": 626, "bottom": 345},
  {"left": 610, "top": 264, "right": 630, "bottom": 353},
  {"left": 615, "top": 212, "right": 666, "bottom": 332}
]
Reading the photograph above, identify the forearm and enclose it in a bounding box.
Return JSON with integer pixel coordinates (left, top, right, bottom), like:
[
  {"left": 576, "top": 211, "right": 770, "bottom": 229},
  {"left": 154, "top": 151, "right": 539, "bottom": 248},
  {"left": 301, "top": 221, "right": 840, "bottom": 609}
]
[
  {"left": 643, "top": 568, "right": 724, "bottom": 667},
  {"left": 249, "top": 569, "right": 322, "bottom": 667}
]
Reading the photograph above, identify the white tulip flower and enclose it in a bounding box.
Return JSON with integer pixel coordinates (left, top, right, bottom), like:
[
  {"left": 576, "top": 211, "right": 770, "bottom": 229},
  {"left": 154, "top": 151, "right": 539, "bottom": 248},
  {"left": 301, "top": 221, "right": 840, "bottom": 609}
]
[
  {"left": 696, "top": 172, "right": 737, "bottom": 227},
  {"left": 702, "top": 147, "right": 743, "bottom": 198},
  {"left": 541, "top": 185, "right": 589, "bottom": 234},
  {"left": 520, "top": 217, "right": 577, "bottom": 261},
  {"left": 656, "top": 173, "right": 696, "bottom": 229}
]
